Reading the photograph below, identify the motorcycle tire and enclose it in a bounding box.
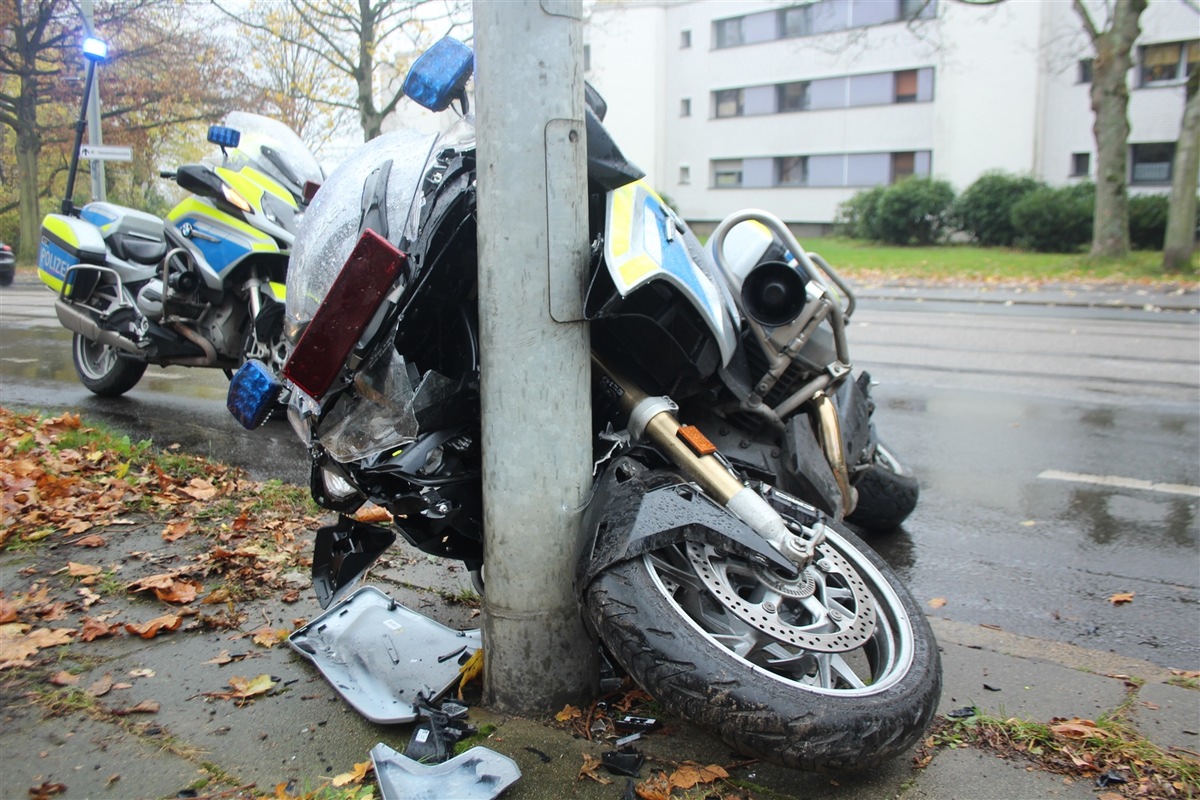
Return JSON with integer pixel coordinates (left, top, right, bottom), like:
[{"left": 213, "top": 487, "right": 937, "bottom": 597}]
[
  {"left": 72, "top": 333, "right": 147, "bottom": 397},
  {"left": 847, "top": 442, "right": 919, "bottom": 534},
  {"left": 585, "top": 519, "right": 941, "bottom": 772}
]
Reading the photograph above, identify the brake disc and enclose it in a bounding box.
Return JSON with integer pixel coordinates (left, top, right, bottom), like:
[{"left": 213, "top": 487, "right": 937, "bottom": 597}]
[{"left": 685, "top": 541, "right": 877, "bottom": 653}]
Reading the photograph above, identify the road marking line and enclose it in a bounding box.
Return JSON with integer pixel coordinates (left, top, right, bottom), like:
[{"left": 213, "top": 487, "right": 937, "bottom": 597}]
[{"left": 1038, "top": 469, "right": 1200, "bottom": 498}]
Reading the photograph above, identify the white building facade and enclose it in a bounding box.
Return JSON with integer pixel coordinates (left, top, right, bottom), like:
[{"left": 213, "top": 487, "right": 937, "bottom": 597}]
[{"left": 582, "top": 0, "right": 1199, "bottom": 233}]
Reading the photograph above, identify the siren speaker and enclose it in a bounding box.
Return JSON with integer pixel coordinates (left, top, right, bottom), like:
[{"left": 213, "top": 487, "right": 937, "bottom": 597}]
[{"left": 741, "top": 261, "right": 808, "bottom": 326}]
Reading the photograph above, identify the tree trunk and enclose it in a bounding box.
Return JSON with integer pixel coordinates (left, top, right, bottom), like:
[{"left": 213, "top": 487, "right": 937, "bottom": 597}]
[
  {"left": 15, "top": 75, "right": 42, "bottom": 265},
  {"left": 1163, "top": 70, "right": 1199, "bottom": 273},
  {"left": 1077, "top": 0, "right": 1146, "bottom": 260}
]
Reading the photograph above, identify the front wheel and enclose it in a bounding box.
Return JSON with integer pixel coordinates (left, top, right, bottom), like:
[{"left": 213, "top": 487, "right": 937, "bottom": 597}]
[
  {"left": 585, "top": 520, "right": 941, "bottom": 772},
  {"left": 72, "top": 334, "right": 147, "bottom": 397},
  {"left": 847, "top": 442, "right": 920, "bottom": 534}
]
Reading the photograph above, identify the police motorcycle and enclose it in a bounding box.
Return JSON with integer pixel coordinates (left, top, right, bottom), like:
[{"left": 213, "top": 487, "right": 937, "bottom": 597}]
[
  {"left": 38, "top": 112, "right": 323, "bottom": 396},
  {"left": 227, "top": 39, "right": 940, "bottom": 771}
]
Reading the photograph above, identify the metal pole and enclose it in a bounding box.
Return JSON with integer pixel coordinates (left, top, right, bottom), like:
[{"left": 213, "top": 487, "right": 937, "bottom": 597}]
[
  {"left": 474, "top": 0, "right": 597, "bottom": 712},
  {"left": 81, "top": 0, "right": 106, "bottom": 202},
  {"left": 61, "top": 61, "right": 96, "bottom": 216}
]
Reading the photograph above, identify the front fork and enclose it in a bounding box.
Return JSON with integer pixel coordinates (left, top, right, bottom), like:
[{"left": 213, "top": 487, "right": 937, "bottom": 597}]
[{"left": 593, "top": 355, "right": 825, "bottom": 567}]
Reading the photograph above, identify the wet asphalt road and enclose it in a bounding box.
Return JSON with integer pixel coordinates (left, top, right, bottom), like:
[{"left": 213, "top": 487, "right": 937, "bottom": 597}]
[{"left": 1, "top": 279, "right": 1197, "bottom": 670}]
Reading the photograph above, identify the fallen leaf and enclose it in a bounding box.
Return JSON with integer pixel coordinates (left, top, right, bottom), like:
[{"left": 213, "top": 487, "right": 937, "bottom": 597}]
[
  {"left": 76, "top": 587, "right": 102, "bottom": 607},
  {"left": 161, "top": 520, "right": 192, "bottom": 542},
  {"left": 86, "top": 673, "right": 114, "bottom": 697},
  {"left": 200, "top": 588, "right": 233, "bottom": 605},
  {"left": 577, "top": 753, "right": 613, "bottom": 786},
  {"left": 203, "top": 673, "right": 278, "bottom": 703},
  {"left": 50, "top": 671, "right": 80, "bottom": 686},
  {"left": 1050, "top": 718, "right": 1112, "bottom": 740},
  {"left": 0, "top": 624, "right": 75, "bottom": 668},
  {"left": 124, "top": 614, "right": 182, "bottom": 639},
  {"left": 129, "top": 668, "right": 155, "bottom": 679},
  {"left": 112, "top": 699, "right": 160, "bottom": 715},
  {"left": 180, "top": 478, "right": 218, "bottom": 500},
  {"left": 1108, "top": 592, "right": 1135, "bottom": 605},
  {"left": 152, "top": 579, "right": 202, "bottom": 605},
  {"left": 668, "top": 762, "right": 729, "bottom": 790},
  {"left": 66, "top": 562, "right": 103, "bottom": 578},
  {"left": 27, "top": 781, "right": 67, "bottom": 800},
  {"left": 330, "top": 760, "right": 373, "bottom": 787},
  {"left": 457, "top": 648, "right": 484, "bottom": 700},
  {"left": 251, "top": 628, "right": 290, "bottom": 648},
  {"left": 73, "top": 535, "right": 107, "bottom": 548},
  {"left": 928, "top": 597, "right": 947, "bottom": 609},
  {"left": 354, "top": 505, "right": 392, "bottom": 523},
  {"left": 79, "top": 617, "right": 122, "bottom": 642},
  {"left": 556, "top": 704, "right": 582, "bottom": 723},
  {"left": 634, "top": 771, "right": 670, "bottom": 799}
]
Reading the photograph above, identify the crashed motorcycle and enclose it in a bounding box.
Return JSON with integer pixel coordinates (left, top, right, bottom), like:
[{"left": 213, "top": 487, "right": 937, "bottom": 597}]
[
  {"left": 228, "top": 39, "right": 940, "bottom": 771},
  {"left": 37, "top": 112, "right": 322, "bottom": 396}
]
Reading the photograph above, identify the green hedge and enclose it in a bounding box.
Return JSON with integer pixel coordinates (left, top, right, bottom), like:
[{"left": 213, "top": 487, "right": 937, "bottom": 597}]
[{"left": 953, "top": 171, "right": 1045, "bottom": 247}]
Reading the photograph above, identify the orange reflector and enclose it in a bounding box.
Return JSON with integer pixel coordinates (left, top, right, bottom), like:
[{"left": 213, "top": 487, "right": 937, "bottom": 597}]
[{"left": 677, "top": 424, "right": 718, "bottom": 456}]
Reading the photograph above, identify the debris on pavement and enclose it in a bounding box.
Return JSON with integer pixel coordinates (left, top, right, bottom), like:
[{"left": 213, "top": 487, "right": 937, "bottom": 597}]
[{"left": 370, "top": 742, "right": 520, "bottom": 800}]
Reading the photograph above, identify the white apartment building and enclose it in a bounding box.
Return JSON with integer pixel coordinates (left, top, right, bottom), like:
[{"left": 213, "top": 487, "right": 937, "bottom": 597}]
[{"left": 582, "top": 0, "right": 1199, "bottom": 233}]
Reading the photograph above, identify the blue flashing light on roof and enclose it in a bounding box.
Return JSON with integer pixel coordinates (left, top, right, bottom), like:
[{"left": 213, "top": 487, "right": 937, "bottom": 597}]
[{"left": 403, "top": 38, "right": 474, "bottom": 113}]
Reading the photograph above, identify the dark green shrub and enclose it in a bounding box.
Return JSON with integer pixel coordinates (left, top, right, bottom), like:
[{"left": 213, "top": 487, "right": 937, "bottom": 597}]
[
  {"left": 1010, "top": 183, "right": 1094, "bottom": 253},
  {"left": 834, "top": 185, "right": 886, "bottom": 240},
  {"left": 1128, "top": 193, "right": 1169, "bottom": 250},
  {"left": 874, "top": 177, "right": 956, "bottom": 245},
  {"left": 953, "top": 171, "right": 1045, "bottom": 246}
]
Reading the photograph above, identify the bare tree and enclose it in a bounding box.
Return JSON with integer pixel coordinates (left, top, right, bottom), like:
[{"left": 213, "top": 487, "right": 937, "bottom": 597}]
[
  {"left": 1163, "top": 67, "right": 1199, "bottom": 272},
  {"left": 213, "top": 0, "right": 471, "bottom": 142},
  {"left": 1072, "top": 0, "right": 1147, "bottom": 260}
]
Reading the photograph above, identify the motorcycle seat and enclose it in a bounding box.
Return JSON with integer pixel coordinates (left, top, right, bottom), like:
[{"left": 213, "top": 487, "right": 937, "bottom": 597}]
[{"left": 109, "top": 232, "right": 168, "bottom": 265}]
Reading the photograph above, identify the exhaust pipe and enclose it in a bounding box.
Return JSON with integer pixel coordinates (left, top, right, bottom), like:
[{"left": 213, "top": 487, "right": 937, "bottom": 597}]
[{"left": 54, "top": 299, "right": 146, "bottom": 356}]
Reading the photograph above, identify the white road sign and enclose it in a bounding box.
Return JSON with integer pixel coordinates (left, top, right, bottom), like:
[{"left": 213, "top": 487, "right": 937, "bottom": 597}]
[{"left": 79, "top": 144, "right": 132, "bottom": 161}]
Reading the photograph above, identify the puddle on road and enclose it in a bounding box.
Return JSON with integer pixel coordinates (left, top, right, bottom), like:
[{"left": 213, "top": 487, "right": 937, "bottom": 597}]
[{"left": 0, "top": 325, "right": 230, "bottom": 400}]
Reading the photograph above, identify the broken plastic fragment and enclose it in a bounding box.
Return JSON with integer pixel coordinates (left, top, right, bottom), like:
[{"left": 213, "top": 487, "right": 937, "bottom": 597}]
[
  {"left": 370, "top": 742, "right": 520, "bottom": 800},
  {"left": 601, "top": 746, "right": 645, "bottom": 778},
  {"left": 946, "top": 706, "right": 978, "bottom": 720}
]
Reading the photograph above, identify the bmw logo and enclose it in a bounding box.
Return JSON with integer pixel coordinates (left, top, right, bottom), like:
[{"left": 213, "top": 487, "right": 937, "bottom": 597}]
[{"left": 180, "top": 222, "right": 193, "bottom": 238}]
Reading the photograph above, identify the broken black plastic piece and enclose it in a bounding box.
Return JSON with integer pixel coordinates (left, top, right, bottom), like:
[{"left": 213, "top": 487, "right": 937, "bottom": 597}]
[
  {"left": 404, "top": 696, "right": 475, "bottom": 764},
  {"left": 1096, "top": 771, "right": 1128, "bottom": 787},
  {"left": 311, "top": 514, "right": 396, "bottom": 609},
  {"left": 946, "top": 706, "right": 978, "bottom": 720},
  {"left": 601, "top": 746, "right": 645, "bottom": 778}
]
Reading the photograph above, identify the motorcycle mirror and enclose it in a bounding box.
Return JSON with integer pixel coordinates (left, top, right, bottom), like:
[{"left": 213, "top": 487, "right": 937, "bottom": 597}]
[
  {"left": 207, "top": 125, "right": 241, "bottom": 150},
  {"left": 403, "top": 37, "right": 474, "bottom": 112}
]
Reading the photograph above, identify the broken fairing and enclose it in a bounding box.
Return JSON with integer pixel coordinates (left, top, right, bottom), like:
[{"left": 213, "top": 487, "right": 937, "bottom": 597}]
[
  {"left": 287, "top": 587, "right": 480, "bottom": 724},
  {"left": 370, "top": 742, "right": 521, "bottom": 800}
]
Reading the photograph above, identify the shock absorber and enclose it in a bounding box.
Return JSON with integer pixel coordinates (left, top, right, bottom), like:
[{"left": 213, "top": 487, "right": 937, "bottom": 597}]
[{"left": 592, "top": 354, "right": 822, "bottom": 566}]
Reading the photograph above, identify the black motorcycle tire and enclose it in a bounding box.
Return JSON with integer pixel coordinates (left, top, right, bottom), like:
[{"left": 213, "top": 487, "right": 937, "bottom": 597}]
[
  {"left": 72, "top": 333, "right": 147, "bottom": 397},
  {"left": 585, "top": 521, "right": 941, "bottom": 772},
  {"left": 847, "top": 442, "right": 919, "bottom": 534}
]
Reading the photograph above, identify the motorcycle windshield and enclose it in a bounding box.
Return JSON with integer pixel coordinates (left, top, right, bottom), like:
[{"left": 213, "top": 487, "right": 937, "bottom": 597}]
[
  {"left": 286, "top": 127, "right": 439, "bottom": 340},
  {"left": 223, "top": 112, "right": 324, "bottom": 198}
]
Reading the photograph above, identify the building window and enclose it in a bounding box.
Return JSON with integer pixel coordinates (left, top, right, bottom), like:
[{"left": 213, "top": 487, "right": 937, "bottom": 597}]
[
  {"left": 895, "top": 70, "right": 918, "bottom": 102},
  {"left": 1078, "top": 58, "right": 1093, "bottom": 83},
  {"left": 583, "top": 44, "right": 591, "bottom": 72},
  {"left": 778, "top": 5, "right": 809, "bottom": 38},
  {"left": 680, "top": 29, "right": 691, "bottom": 49},
  {"left": 679, "top": 165, "right": 691, "bottom": 185},
  {"left": 891, "top": 152, "right": 916, "bottom": 181},
  {"left": 775, "top": 156, "right": 807, "bottom": 186},
  {"left": 1070, "top": 152, "right": 1090, "bottom": 177},
  {"left": 777, "top": 81, "right": 808, "bottom": 112},
  {"left": 713, "top": 160, "right": 744, "bottom": 188},
  {"left": 714, "top": 88, "right": 744, "bottom": 118},
  {"left": 1139, "top": 41, "right": 1199, "bottom": 85},
  {"left": 1130, "top": 143, "right": 1174, "bottom": 183},
  {"left": 714, "top": 17, "right": 743, "bottom": 49},
  {"left": 680, "top": 98, "right": 691, "bottom": 117}
]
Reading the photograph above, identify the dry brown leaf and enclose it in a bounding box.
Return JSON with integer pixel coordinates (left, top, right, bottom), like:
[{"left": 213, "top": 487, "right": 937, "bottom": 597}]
[
  {"left": 180, "top": 478, "right": 218, "bottom": 500},
  {"left": 668, "top": 762, "right": 729, "bottom": 790},
  {"left": 86, "top": 673, "right": 114, "bottom": 698},
  {"left": 227, "top": 673, "right": 277, "bottom": 699},
  {"left": 152, "top": 579, "right": 202, "bottom": 605},
  {"left": 634, "top": 771, "right": 671, "bottom": 800},
  {"left": 556, "top": 704, "right": 582, "bottom": 722},
  {"left": 73, "top": 534, "right": 107, "bottom": 548},
  {"left": 1050, "top": 718, "right": 1111, "bottom": 740},
  {"left": 76, "top": 587, "right": 102, "bottom": 608},
  {"left": 0, "top": 597, "right": 16, "bottom": 624},
  {"left": 354, "top": 505, "right": 393, "bottom": 523},
  {"left": 161, "top": 520, "right": 192, "bottom": 542},
  {"left": 1108, "top": 592, "right": 1135, "bottom": 605},
  {"left": 251, "top": 628, "right": 289, "bottom": 648},
  {"left": 331, "top": 760, "right": 373, "bottom": 787},
  {"left": 928, "top": 597, "right": 948, "bottom": 609},
  {"left": 0, "top": 624, "right": 75, "bottom": 668},
  {"left": 66, "top": 562, "right": 103, "bottom": 577},
  {"left": 27, "top": 781, "right": 67, "bottom": 800},
  {"left": 123, "top": 614, "right": 182, "bottom": 639},
  {"left": 112, "top": 699, "right": 160, "bottom": 715},
  {"left": 577, "top": 753, "right": 613, "bottom": 786},
  {"left": 79, "top": 617, "right": 122, "bottom": 642},
  {"left": 50, "top": 671, "right": 80, "bottom": 686}
]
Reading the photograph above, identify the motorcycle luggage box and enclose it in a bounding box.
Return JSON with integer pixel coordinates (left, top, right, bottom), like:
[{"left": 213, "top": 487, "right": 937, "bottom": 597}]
[
  {"left": 81, "top": 202, "right": 167, "bottom": 265},
  {"left": 38, "top": 214, "right": 107, "bottom": 293},
  {"left": 287, "top": 586, "right": 481, "bottom": 724}
]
